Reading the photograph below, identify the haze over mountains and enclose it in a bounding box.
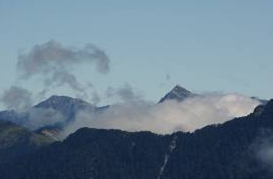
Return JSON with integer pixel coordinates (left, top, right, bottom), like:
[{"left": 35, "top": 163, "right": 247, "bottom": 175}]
[
  {"left": 0, "top": 92, "right": 273, "bottom": 178},
  {"left": 1, "top": 1, "right": 272, "bottom": 178},
  {"left": 0, "top": 95, "right": 105, "bottom": 140},
  {"left": 0, "top": 85, "right": 261, "bottom": 140}
]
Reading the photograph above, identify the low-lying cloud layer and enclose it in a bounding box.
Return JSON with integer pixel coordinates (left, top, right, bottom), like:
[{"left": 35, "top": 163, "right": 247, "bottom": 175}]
[{"left": 61, "top": 93, "right": 260, "bottom": 137}]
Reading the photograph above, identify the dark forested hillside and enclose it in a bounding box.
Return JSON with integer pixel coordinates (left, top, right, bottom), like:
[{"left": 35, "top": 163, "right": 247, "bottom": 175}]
[
  {"left": 0, "top": 121, "right": 53, "bottom": 165},
  {"left": 1, "top": 100, "right": 273, "bottom": 179}
]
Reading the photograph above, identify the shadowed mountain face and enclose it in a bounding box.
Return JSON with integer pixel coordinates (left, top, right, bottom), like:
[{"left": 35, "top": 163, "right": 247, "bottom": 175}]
[
  {"left": 34, "top": 95, "right": 96, "bottom": 123},
  {"left": 1, "top": 100, "right": 273, "bottom": 179},
  {"left": 0, "top": 110, "right": 26, "bottom": 126},
  {"left": 159, "top": 85, "right": 196, "bottom": 103},
  {"left": 0, "top": 95, "right": 104, "bottom": 127}
]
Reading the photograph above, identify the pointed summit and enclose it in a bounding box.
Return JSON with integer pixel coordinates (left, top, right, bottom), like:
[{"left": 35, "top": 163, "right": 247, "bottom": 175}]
[
  {"left": 159, "top": 85, "right": 195, "bottom": 103},
  {"left": 34, "top": 95, "right": 95, "bottom": 122}
]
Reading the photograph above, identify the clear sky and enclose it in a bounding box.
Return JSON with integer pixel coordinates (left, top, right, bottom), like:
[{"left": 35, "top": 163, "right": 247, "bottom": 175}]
[{"left": 0, "top": 0, "right": 272, "bottom": 104}]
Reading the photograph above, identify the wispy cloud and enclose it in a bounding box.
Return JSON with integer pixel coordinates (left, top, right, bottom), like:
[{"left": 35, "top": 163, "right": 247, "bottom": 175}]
[
  {"left": 0, "top": 40, "right": 111, "bottom": 110},
  {"left": 0, "top": 86, "right": 33, "bottom": 111}
]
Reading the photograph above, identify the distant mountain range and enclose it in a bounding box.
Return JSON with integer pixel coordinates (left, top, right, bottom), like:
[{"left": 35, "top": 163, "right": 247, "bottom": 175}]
[
  {"left": 0, "top": 85, "right": 193, "bottom": 140},
  {"left": 1, "top": 98, "right": 273, "bottom": 178},
  {"left": 0, "top": 85, "right": 272, "bottom": 178},
  {"left": 0, "top": 95, "right": 109, "bottom": 140},
  {"left": 0, "top": 85, "right": 267, "bottom": 141},
  {"left": 0, "top": 95, "right": 104, "bottom": 126}
]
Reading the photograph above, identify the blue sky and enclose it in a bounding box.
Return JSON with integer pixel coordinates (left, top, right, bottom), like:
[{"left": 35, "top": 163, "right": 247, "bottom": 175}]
[{"left": 0, "top": 0, "right": 272, "bottom": 104}]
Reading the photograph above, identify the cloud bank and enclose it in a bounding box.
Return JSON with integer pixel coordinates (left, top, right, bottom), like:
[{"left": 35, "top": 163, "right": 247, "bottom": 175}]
[{"left": 61, "top": 93, "right": 260, "bottom": 137}]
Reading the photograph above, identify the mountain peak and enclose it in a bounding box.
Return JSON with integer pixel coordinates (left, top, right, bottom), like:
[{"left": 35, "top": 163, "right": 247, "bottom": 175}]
[
  {"left": 33, "top": 95, "right": 95, "bottom": 125},
  {"left": 173, "top": 84, "right": 190, "bottom": 92},
  {"left": 159, "top": 85, "right": 195, "bottom": 103},
  {"left": 35, "top": 95, "right": 91, "bottom": 109}
]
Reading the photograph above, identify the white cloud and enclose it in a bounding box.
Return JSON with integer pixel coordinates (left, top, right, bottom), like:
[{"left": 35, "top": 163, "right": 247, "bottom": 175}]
[{"left": 61, "top": 93, "right": 260, "bottom": 138}]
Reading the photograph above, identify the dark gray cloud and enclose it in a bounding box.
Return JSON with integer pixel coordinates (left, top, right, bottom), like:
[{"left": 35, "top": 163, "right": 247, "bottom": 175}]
[
  {"left": 16, "top": 40, "right": 110, "bottom": 96},
  {"left": 17, "top": 40, "right": 110, "bottom": 78},
  {"left": 11, "top": 40, "right": 110, "bottom": 105},
  {"left": 45, "top": 71, "right": 85, "bottom": 92},
  {"left": 0, "top": 86, "right": 33, "bottom": 111},
  {"left": 1, "top": 40, "right": 110, "bottom": 111}
]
